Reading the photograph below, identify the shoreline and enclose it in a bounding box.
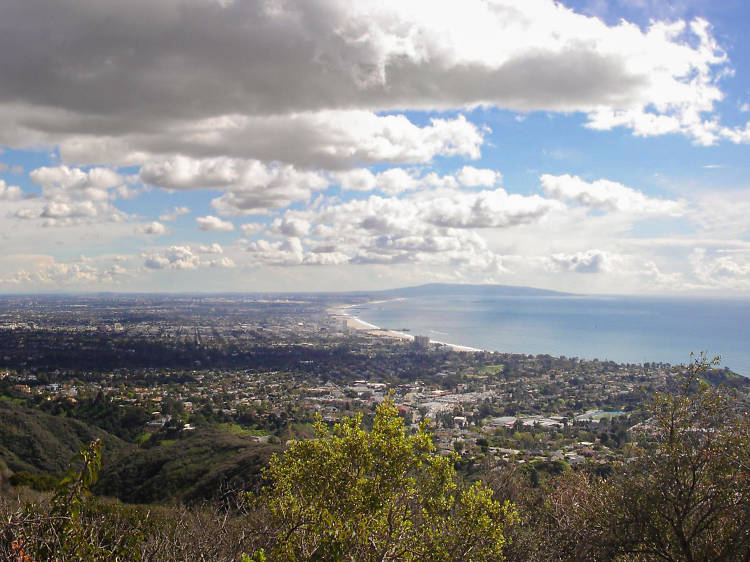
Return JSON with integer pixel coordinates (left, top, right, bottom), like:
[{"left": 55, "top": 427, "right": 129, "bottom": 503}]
[
  {"left": 328, "top": 299, "right": 749, "bottom": 376},
  {"left": 329, "top": 300, "right": 484, "bottom": 353}
]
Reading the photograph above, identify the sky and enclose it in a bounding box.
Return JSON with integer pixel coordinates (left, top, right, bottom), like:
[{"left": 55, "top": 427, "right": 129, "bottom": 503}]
[{"left": 1, "top": 0, "right": 750, "bottom": 294}]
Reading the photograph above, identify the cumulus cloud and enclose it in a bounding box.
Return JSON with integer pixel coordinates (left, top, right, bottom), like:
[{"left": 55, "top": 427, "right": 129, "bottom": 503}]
[
  {"left": 245, "top": 185, "right": 563, "bottom": 270},
  {"left": 30, "top": 165, "right": 123, "bottom": 201},
  {"left": 0, "top": 0, "right": 740, "bottom": 174},
  {"left": 196, "top": 243, "right": 224, "bottom": 254},
  {"left": 207, "top": 256, "right": 235, "bottom": 268},
  {"left": 333, "top": 168, "right": 428, "bottom": 195},
  {"left": 333, "top": 168, "right": 378, "bottom": 192},
  {"left": 112, "top": 184, "right": 140, "bottom": 200},
  {"left": 143, "top": 156, "right": 329, "bottom": 214},
  {"left": 0, "top": 180, "right": 22, "bottom": 201},
  {"left": 159, "top": 205, "right": 190, "bottom": 221},
  {"left": 141, "top": 244, "right": 236, "bottom": 271},
  {"left": 548, "top": 249, "right": 618, "bottom": 274},
  {"left": 240, "top": 222, "right": 266, "bottom": 237},
  {"left": 0, "top": 255, "right": 129, "bottom": 286},
  {"left": 424, "top": 188, "right": 563, "bottom": 228},
  {"left": 1, "top": 0, "right": 747, "bottom": 294},
  {"left": 50, "top": 111, "right": 486, "bottom": 170},
  {"left": 13, "top": 200, "right": 127, "bottom": 226},
  {"left": 333, "top": 165, "right": 500, "bottom": 195},
  {"left": 456, "top": 166, "right": 502, "bottom": 187},
  {"left": 143, "top": 246, "right": 200, "bottom": 270},
  {"left": 540, "top": 174, "right": 684, "bottom": 216},
  {"left": 247, "top": 238, "right": 305, "bottom": 266},
  {"left": 269, "top": 217, "right": 311, "bottom": 238},
  {"left": 136, "top": 221, "right": 167, "bottom": 235},
  {"left": 689, "top": 247, "right": 750, "bottom": 289},
  {"left": 196, "top": 215, "right": 235, "bottom": 232},
  {"left": 9, "top": 164, "right": 130, "bottom": 226},
  {"left": 175, "top": 113, "right": 479, "bottom": 167}
]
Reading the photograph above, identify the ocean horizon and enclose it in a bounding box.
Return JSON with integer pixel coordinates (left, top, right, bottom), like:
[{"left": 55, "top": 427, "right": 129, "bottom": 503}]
[{"left": 349, "top": 293, "right": 750, "bottom": 377}]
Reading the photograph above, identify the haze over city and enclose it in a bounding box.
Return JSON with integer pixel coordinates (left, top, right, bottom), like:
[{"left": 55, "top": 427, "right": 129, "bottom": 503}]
[{"left": 1, "top": 0, "right": 750, "bottom": 294}]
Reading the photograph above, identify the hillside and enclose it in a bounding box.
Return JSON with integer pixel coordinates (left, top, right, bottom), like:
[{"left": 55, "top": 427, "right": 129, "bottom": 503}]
[
  {"left": 0, "top": 399, "right": 126, "bottom": 474},
  {"left": 96, "top": 429, "right": 281, "bottom": 504}
]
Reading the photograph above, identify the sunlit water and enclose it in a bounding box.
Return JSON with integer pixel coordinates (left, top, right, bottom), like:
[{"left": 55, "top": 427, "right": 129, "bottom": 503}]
[{"left": 349, "top": 294, "right": 750, "bottom": 376}]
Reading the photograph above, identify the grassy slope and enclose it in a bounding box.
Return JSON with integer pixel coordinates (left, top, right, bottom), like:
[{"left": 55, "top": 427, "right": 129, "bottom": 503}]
[
  {"left": 0, "top": 400, "right": 125, "bottom": 474},
  {"left": 96, "top": 429, "right": 281, "bottom": 504}
]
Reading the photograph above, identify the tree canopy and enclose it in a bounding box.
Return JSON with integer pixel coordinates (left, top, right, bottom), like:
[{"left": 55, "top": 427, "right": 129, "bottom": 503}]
[
  {"left": 256, "top": 397, "right": 517, "bottom": 561},
  {"left": 521, "top": 356, "right": 750, "bottom": 561}
]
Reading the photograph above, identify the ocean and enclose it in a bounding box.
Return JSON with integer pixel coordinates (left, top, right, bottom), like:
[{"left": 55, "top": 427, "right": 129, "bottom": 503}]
[{"left": 348, "top": 294, "right": 750, "bottom": 376}]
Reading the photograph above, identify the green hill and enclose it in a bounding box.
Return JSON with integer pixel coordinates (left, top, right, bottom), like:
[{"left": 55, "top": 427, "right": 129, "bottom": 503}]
[
  {"left": 96, "top": 429, "right": 281, "bottom": 504},
  {"left": 0, "top": 399, "right": 126, "bottom": 474}
]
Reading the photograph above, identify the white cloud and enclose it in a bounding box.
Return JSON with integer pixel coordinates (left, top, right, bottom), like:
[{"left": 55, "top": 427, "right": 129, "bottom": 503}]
[
  {"left": 0, "top": 255, "right": 129, "bottom": 286},
  {"left": 423, "top": 189, "right": 563, "bottom": 228},
  {"left": 136, "top": 221, "right": 167, "bottom": 236},
  {"left": 689, "top": 247, "right": 750, "bottom": 289},
  {"left": 333, "top": 165, "right": 500, "bottom": 195},
  {"left": 13, "top": 200, "right": 127, "bottom": 226},
  {"left": 332, "top": 168, "right": 377, "bottom": 192},
  {"left": 548, "top": 249, "right": 619, "bottom": 274},
  {"left": 207, "top": 256, "right": 235, "bottom": 268},
  {"left": 112, "top": 184, "right": 139, "bottom": 200},
  {"left": 0, "top": 180, "right": 22, "bottom": 201},
  {"left": 30, "top": 165, "right": 123, "bottom": 201},
  {"left": 683, "top": 188, "right": 750, "bottom": 238},
  {"left": 456, "top": 166, "right": 502, "bottom": 187},
  {"left": 159, "top": 205, "right": 190, "bottom": 221},
  {"left": 196, "top": 215, "right": 235, "bottom": 232},
  {"left": 246, "top": 238, "right": 305, "bottom": 266},
  {"left": 368, "top": 168, "right": 422, "bottom": 195},
  {"left": 141, "top": 244, "right": 236, "bottom": 271},
  {"left": 540, "top": 174, "right": 684, "bottom": 216},
  {"left": 129, "top": 113, "right": 484, "bottom": 170},
  {"left": 269, "top": 217, "right": 311, "bottom": 238},
  {"left": 717, "top": 122, "right": 750, "bottom": 144},
  {"left": 1, "top": 0, "right": 749, "bottom": 295},
  {"left": 143, "top": 156, "right": 329, "bottom": 214},
  {"left": 240, "top": 222, "right": 266, "bottom": 237},
  {"left": 244, "top": 185, "right": 563, "bottom": 271},
  {"left": 196, "top": 243, "right": 223, "bottom": 254},
  {"left": 8, "top": 164, "right": 130, "bottom": 226},
  {"left": 143, "top": 246, "right": 200, "bottom": 270},
  {"left": 0, "top": 0, "right": 738, "bottom": 174}
]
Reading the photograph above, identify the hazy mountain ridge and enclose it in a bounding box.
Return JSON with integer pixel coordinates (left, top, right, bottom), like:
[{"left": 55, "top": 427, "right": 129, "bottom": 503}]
[{"left": 374, "top": 283, "right": 573, "bottom": 298}]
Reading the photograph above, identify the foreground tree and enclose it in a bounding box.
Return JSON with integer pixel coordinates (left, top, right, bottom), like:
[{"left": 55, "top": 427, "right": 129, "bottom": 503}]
[
  {"left": 607, "top": 356, "right": 750, "bottom": 560},
  {"left": 525, "top": 355, "right": 750, "bottom": 561},
  {"left": 255, "top": 397, "right": 517, "bottom": 561}
]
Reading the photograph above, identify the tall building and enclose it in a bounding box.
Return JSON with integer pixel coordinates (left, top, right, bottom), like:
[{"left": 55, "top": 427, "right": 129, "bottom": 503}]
[{"left": 414, "top": 335, "right": 430, "bottom": 348}]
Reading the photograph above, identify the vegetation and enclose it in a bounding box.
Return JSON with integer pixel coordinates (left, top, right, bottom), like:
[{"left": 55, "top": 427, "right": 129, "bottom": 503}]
[
  {"left": 97, "top": 429, "right": 280, "bottom": 504},
  {"left": 2, "top": 357, "right": 749, "bottom": 560},
  {"left": 254, "top": 397, "right": 517, "bottom": 561},
  {"left": 502, "top": 356, "right": 750, "bottom": 561},
  {"left": 0, "top": 399, "right": 125, "bottom": 474}
]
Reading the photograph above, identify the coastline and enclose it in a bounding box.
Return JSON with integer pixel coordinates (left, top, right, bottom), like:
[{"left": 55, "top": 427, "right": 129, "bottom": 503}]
[
  {"left": 329, "top": 300, "right": 484, "bottom": 353},
  {"left": 328, "top": 295, "right": 750, "bottom": 375}
]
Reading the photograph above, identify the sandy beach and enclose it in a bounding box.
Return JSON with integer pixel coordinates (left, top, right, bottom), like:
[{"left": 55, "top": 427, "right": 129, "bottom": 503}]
[{"left": 329, "top": 301, "right": 482, "bottom": 352}]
